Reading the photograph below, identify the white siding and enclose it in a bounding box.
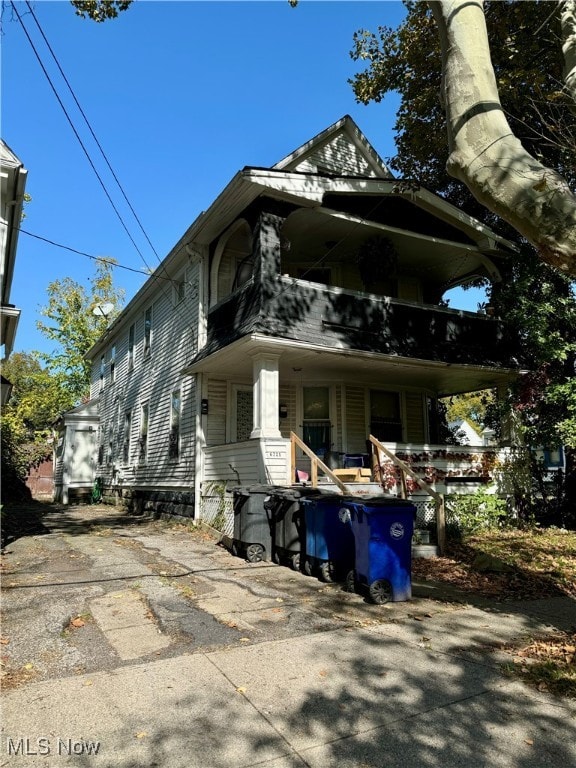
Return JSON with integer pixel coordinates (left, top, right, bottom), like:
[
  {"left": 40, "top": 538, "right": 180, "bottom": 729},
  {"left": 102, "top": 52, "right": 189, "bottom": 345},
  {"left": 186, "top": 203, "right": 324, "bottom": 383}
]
[
  {"left": 292, "top": 135, "right": 379, "bottom": 177},
  {"left": 92, "top": 258, "right": 201, "bottom": 493},
  {"left": 405, "top": 392, "right": 426, "bottom": 443},
  {"left": 344, "top": 385, "right": 367, "bottom": 454}
]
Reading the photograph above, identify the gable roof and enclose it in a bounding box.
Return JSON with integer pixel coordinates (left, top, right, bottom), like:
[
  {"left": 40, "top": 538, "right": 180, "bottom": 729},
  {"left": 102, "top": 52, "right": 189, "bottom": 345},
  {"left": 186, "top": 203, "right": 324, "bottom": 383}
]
[{"left": 273, "top": 115, "right": 393, "bottom": 179}]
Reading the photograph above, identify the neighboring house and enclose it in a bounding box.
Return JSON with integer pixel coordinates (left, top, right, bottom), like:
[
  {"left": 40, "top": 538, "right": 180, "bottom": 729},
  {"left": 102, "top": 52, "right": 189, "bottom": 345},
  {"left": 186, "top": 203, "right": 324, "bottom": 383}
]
[
  {"left": 449, "top": 419, "right": 482, "bottom": 445},
  {"left": 77, "top": 116, "right": 523, "bottom": 520},
  {"left": 0, "top": 140, "right": 27, "bottom": 402}
]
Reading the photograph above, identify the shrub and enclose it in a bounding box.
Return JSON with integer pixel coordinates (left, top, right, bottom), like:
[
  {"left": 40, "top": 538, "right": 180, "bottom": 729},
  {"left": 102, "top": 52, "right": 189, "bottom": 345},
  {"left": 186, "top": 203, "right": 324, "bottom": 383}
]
[{"left": 446, "top": 491, "right": 510, "bottom": 538}]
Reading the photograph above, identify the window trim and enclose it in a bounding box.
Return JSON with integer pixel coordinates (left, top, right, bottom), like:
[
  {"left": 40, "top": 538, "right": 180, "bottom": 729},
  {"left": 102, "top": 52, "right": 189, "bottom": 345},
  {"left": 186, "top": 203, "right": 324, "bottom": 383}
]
[
  {"left": 128, "top": 323, "right": 135, "bottom": 372},
  {"left": 139, "top": 402, "right": 149, "bottom": 463},
  {"left": 143, "top": 307, "right": 152, "bottom": 359}
]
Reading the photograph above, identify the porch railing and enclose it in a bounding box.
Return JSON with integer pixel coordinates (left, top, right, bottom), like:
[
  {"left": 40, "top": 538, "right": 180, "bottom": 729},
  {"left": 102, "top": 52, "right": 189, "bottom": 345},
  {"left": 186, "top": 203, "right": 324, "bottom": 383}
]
[
  {"left": 368, "top": 435, "right": 446, "bottom": 555},
  {"left": 290, "top": 432, "right": 350, "bottom": 494}
]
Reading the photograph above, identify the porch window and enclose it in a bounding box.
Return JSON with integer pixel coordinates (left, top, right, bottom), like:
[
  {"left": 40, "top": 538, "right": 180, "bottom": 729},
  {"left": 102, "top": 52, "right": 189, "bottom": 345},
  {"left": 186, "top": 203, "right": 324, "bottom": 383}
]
[
  {"left": 370, "top": 390, "right": 402, "bottom": 442},
  {"left": 303, "top": 386, "right": 331, "bottom": 454},
  {"left": 169, "top": 388, "right": 181, "bottom": 459}
]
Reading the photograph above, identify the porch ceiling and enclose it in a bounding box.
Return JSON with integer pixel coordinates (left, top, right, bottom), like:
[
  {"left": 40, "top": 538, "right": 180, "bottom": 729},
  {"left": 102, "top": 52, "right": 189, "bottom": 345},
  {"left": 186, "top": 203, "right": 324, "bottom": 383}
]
[
  {"left": 281, "top": 207, "right": 502, "bottom": 286},
  {"left": 184, "top": 334, "right": 520, "bottom": 397}
]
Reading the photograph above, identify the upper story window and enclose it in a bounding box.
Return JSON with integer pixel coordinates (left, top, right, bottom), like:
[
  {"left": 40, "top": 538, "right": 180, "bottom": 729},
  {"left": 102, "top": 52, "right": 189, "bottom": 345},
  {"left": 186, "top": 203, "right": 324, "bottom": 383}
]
[
  {"left": 128, "top": 323, "right": 135, "bottom": 371},
  {"left": 173, "top": 272, "right": 186, "bottom": 305},
  {"left": 99, "top": 355, "right": 105, "bottom": 391},
  {"left": 109, "top": 344, "right": 116, "bottom": 384},
  {"left": 211, "top": 220, "right": 253, "bottom": 306},
  {"left": 144, "top": 307, "right": 152, "bottom": 358}
]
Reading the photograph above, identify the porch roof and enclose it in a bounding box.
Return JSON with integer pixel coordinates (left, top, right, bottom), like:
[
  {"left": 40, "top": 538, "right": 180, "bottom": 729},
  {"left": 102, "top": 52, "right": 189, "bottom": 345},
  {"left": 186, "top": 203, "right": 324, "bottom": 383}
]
[{"left": 183, "top": 334, "right": 521, "bottom": 397}]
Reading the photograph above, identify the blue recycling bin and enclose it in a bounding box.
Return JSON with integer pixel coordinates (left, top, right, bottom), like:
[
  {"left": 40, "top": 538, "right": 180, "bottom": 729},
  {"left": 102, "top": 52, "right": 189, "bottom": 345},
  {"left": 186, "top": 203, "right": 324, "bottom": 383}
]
[
  {"left": 343, "top": 497, "right": 416, "bottom": 603},
  {"left": 263, "top": 487, "right": 328, "bottom": 570},
  {"left": 300, "top": 494, "right": 355, "bottom": 582}
]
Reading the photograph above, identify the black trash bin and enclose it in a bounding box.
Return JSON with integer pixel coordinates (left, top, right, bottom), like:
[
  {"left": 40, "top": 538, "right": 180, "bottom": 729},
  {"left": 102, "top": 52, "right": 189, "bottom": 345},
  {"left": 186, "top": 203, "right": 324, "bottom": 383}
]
[
  {"left": 342, "top": 497, "right": 416, "bottom": 603},
  {"left": 300, "top": 494, "right": 355, "bottom": 582},
  {"left": 232, "top": 485, "right": 278, "bottom": 562},
  {"left": 264, "top": 486, "right": 328, "bottom": 570}
]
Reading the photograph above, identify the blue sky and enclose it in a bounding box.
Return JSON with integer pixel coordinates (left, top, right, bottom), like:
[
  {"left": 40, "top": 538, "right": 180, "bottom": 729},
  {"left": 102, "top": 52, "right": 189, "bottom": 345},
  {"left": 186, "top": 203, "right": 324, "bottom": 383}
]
[{"left": 3, "top": 0, "right": 482, "bottom": 357}]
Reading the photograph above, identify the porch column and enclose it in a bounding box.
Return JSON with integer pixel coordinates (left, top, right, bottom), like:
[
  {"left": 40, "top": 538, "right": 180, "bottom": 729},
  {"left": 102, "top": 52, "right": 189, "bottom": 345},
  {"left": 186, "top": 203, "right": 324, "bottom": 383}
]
[{"left": 250, "top": 353, "right": 282, "bottom": 439}]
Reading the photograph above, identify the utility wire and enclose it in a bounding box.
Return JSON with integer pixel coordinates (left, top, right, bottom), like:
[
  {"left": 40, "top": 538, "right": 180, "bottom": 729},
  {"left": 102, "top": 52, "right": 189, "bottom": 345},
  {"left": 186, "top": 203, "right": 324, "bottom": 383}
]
[
  {"left": 24, "top": 0, "right": 161, "bottom": 263},
  {"left": 19, "top": 228, "right": 177, "bottom": 284},
  {"left": 11, "top": 0, "right": 154, "bottom": 275}
]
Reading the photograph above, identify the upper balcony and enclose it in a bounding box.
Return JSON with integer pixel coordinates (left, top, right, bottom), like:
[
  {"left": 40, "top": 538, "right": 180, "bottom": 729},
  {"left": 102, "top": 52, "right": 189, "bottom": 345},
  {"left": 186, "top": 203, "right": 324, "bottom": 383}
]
[{"left": 199, "top": 199, "right": 521, "bottom": 375}]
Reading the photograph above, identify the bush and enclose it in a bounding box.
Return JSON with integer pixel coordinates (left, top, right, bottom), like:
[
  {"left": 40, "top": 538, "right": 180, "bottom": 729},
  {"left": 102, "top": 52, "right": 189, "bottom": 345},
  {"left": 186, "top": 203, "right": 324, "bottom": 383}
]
[{"left": 446, "top": 491, "right": 510, "bottom": 539}]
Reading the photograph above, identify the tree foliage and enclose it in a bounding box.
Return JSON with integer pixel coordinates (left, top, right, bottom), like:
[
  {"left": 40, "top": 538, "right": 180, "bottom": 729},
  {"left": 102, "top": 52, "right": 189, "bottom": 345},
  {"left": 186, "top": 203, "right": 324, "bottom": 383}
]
[
  {"left": 36, "top": 258, "right": 124, "bottom": 403},
  {"left": 350, "top": 1, "right": 575, "bottom": 233},
  {"left": 70, "top": 0, "right": 133, "bottom": 22}
]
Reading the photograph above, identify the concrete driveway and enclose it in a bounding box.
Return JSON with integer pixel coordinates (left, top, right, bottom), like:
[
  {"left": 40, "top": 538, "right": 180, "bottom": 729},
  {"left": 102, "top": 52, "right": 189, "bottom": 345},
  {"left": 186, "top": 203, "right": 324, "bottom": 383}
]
[{"left": 1, "top": 503, "right": 575, "bottom": 767}]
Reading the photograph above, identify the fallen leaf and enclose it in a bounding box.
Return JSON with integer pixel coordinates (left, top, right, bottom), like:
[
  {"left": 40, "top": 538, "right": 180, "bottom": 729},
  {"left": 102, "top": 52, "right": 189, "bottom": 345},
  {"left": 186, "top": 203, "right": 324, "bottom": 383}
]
[
  {"left": 24, "top": 663, "right": 34, "bottom": 670},
  {"left": 524, "top": 739, "right": 534, "bottom": 746},
  {"left": 236, "top": 687, "right": 246, "bottom": 693},
  {"left": 0, "top": 637, "right": 10, "bottom": 645},
  {"left": 71, "top": 617, "right": 85, "bottom": 628},
  {"left": 83, "top": 680, "right": 93, "bottom": 687},
  {"left": 135, "top": 731, "right": 147, "bottom": 739}
]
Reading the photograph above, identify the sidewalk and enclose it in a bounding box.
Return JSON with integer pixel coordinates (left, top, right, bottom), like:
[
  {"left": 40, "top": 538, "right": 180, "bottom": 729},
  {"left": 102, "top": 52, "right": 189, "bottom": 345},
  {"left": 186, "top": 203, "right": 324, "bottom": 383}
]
[{"left": 1, "top": 504, "right": 575, "bottom": 767}]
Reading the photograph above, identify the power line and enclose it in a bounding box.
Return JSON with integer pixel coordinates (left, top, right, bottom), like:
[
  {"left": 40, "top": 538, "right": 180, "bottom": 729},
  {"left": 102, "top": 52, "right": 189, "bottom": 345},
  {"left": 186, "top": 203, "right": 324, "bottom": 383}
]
[
  {"left": 24, "top": 0, "right": 162, "bottom": 263},
  {"left": 10, "top": 0, "right": 154, "bottom": 275},
  {"left": 19, "top": 227, "right": 177, "bottom": 284}
]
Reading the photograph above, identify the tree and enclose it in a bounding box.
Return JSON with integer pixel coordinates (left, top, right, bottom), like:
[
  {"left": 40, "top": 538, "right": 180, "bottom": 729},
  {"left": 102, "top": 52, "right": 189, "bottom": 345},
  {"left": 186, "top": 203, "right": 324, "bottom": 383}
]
[
  {"left": 1, "top": 352, "right": 73, "bottom": 468},
  {"left": 37, "top": 258, "right": 124, "bottom": 403},
  {"left": 351, "top": 1, "right": 576, "bottom": 523},
  {"left": 351, "top": 1, "right": 576, "bottom": 275}
]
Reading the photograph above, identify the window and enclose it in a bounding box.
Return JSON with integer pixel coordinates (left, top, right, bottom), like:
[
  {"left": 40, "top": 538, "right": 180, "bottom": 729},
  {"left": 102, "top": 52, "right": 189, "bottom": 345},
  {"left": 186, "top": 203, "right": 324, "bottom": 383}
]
[
  {"left": 128, "top": 324, "right": 135, "bottom": 371},
  {"left": 370, "top": 390, "right": 402, "bottom": 442},
  {"left": 123, "top": 410, "right": 132, "bottom": 464},
  {"left": 99, "top": 355, "right": 105, "bottom": 390},
  {"left": 173, "top": 275, "right": 186, "bottom": 305},
  {"left": 302, "top": 386, "right": 331, "bottom": 455},
  {"left": 169, "top": 388, "right": 181, "bottom": 459},
  {"left": 107, "top": 425, "right": 114, "bottom": 465},
  {"left": 109, "top": 344, "right": 116, "bottom": 384},
  {"left": 144, "top": 307, "right": 152, "bottom": 358},
  {"left": 139, "top": 403, "right": 149, "bottom": 462}
]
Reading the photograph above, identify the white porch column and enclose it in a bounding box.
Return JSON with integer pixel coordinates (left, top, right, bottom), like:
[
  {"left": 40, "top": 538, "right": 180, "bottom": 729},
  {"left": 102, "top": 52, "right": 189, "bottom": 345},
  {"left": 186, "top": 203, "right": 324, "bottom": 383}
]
[{"left": 250, "top": 353, "right": 281, "bottom": 439}]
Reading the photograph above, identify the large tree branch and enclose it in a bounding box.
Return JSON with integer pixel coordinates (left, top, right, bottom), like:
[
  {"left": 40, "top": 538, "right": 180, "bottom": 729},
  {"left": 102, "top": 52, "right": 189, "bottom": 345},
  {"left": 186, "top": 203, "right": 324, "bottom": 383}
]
[
  {"left": 561, "top": 0, "right": 576, "bottom": 102},
  {"left": 429, "top": 0, "right": 576, "bottom": 276}
]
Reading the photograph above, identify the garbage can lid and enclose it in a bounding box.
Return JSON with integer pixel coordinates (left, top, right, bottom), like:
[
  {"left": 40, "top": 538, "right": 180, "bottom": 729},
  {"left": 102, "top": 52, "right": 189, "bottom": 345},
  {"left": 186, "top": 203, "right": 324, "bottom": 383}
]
[{"left": 344, "top": 496, "right": 417, "bottom": 510}]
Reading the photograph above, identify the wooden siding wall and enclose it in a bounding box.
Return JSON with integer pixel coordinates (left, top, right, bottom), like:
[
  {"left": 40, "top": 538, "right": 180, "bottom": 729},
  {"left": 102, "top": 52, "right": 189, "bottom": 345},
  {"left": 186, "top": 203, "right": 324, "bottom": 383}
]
[
  {"left": 344, "top": 386, "right": 369, "bottom": 454},
  {"left": 279, "top": 384, "right": 297, "bottom": 439},
  {"left": 292, "top": 135, "right": 378, "bottom": 177},
  {"left": 92, "top": 260, "right": 200, "bottom": 494},
  {"left": 206, "top": 379, "right": 228, "bottom": 446},
  {"left": 405, "top": 392, "right": 426, "bottom": 443}
]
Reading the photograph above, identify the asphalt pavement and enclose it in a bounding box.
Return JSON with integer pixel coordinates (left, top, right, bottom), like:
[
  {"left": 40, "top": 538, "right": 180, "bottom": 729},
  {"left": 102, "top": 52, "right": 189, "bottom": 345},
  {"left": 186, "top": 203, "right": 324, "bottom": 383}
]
[{"left": 1, "top": 503, "right": 575, "bottom": 768}]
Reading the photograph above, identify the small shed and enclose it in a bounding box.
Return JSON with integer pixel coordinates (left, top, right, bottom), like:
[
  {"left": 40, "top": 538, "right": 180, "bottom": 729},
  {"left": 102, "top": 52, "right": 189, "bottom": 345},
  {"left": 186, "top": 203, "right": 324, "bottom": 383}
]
[{"left": 53, "top": 399, "right": 99, "bottom": 504}]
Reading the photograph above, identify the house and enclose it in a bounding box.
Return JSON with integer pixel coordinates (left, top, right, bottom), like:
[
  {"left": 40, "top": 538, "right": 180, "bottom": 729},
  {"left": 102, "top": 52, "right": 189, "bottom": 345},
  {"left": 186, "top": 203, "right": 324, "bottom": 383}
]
[
  {"left": 1, "top": 140, "right": 27, "bottom": 402},
  {"left": 448, "top": 418, "right": 482, "bottom": 445},
  {"left": 80, "top": 116, "right": 523, "bottom": 525}
]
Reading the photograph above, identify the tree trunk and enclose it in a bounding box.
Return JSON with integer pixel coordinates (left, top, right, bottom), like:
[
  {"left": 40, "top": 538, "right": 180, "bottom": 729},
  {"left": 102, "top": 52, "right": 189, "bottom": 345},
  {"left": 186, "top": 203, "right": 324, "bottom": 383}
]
[{"left": 429, "top": 0, "right": 576, "bottom": 276}]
